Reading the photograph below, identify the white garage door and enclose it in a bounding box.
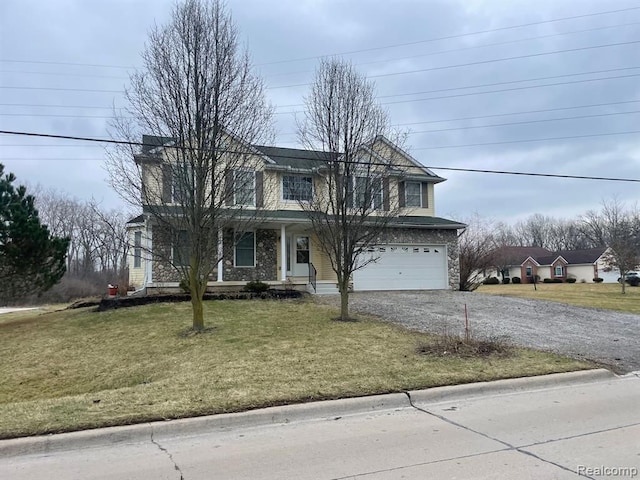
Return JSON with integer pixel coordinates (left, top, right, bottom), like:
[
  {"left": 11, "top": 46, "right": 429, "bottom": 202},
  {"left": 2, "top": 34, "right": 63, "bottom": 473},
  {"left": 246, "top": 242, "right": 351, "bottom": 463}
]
[{"left": 353, "top": 245, "right": 448, "bottom": 291}]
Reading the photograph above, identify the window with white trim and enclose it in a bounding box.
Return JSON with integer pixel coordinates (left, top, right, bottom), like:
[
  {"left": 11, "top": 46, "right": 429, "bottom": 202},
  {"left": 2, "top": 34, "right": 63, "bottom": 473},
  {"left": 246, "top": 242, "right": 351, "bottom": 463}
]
[
  {"left": 405, "top": 181, "right": 422, "bottom": 207},
  {"left": 525, "top": 266, "right": 533, "bottom": 277},
  {"left": 354, "top": 176, "right": 383, "bottom": 210},
  {"left": 133, "top": 231, "right": 142, "bottom": 268},
  {"left": 235, "top": 231, "right": 255, "bottom": 267},
  {"left": 282, "top": 175, "right": 313, "bottom": 202},
  {"left": 554, "top": 265, "right": 564, "bottom": 276},
  {"left": 235, "top": 170, "right": 255, "bottom": 206}
]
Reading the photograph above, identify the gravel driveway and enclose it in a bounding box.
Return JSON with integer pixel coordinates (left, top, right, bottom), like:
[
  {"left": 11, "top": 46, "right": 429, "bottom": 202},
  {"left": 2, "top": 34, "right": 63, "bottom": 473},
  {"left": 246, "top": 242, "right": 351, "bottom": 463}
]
[{"left": 316, "top": 291, "right": 639, "bottom": 373}]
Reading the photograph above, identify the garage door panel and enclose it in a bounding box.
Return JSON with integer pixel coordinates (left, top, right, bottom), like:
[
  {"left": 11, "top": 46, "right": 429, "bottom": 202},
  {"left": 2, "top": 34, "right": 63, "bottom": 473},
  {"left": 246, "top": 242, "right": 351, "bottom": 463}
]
[{"left": 353, "top": 245, "right": 447, "bottom": 291}]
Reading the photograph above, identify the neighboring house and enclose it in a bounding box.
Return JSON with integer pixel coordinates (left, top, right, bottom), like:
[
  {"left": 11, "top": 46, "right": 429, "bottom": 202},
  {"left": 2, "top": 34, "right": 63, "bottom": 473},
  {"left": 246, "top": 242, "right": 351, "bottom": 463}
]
[
  {"left": 487, "top": 246, "right": 616, "bottom": 283},
  {"left": 126, "top": 135, "right": 465, "bottom": 294}
]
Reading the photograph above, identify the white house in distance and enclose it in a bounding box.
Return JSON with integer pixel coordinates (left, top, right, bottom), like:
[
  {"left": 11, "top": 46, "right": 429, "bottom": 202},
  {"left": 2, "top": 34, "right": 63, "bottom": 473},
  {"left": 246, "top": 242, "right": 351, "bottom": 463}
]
[
  {"left": 126, "top": 135, "right": 466, "bottom": 294},
  {"left": 486, "top": 246, "right": 619, "bottom": 283}
]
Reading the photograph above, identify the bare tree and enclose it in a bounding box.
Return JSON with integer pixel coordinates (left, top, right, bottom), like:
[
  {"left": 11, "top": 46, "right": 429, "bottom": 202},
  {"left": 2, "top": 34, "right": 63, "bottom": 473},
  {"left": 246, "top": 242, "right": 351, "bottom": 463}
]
[
  {"left": 458, "top": 214, "right": 497, "bottom": 291},
  {"left": 106, "top": 0, "right": 273, "bottom": 330},
  {"left": 297, "top": 58, "right": 406, "bottom": 320},
  {"left": 583, "top": 199, "right": 640, "bottom": 293}
]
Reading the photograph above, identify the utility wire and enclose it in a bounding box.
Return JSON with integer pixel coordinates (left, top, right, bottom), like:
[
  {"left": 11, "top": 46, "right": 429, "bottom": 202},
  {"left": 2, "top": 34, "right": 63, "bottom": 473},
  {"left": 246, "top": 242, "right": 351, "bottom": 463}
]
[
  {"left": 268, "top": 22, "right": 640, "bottom": 80},
  {"left": 4, "top": 40, "right": 636, "bottom": 95},
  {"left": 267, "top": 39, "right": 640, "bottom": 89},
  {"left": 256, "top": 5, "right": 640, "bottom": 66},
  {"left": 276, "top": 71, "right": 640, "bottom": 109},
  {"left": 1, "top": 129, "right": 639, "bottom": 183}
]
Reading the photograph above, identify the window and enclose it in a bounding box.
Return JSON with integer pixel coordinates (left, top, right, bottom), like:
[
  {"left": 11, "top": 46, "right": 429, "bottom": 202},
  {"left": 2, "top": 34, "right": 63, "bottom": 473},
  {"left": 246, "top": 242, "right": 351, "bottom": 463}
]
[
  {"left": 405, "top": 181, "right": 422, "bottom": 207},
  {"left": 235, "top": 231, "right": 255, "bottom": 267},
  {"left": 525, "top": 266, "right": 533, "bottom": 277},
  {"left": 283, "top": 175, "right": 313, "bottom": 202},
  {"left": 235, "top": 170, "right": 255, "bottom": 206},
  {"left": 133, "top": 231, "right": 142, "bottom": 268},
  {"left": 354, "top": 176, "right": 383, "bottom": 209},
  {"left": 171, "top": 163, "right": 193, "bottom": 204},
  {"left": 173, "top": 230, "right": 190, "bottom": 267},
  {"left": 555, "top": 265, "right": 564, "bottom": 276}
]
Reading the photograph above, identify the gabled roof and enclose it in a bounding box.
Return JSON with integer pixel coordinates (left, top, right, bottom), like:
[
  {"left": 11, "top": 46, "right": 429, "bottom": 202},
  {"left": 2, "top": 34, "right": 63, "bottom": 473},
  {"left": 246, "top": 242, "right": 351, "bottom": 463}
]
[
  {"left": 126, "top": 214, "right": 144, "bottom": 224},
  {"left": 494, "top": 246, "right": 608, "bottom": 266},
  {"left": 254, "top": 145, "right": 334, "bottom": 170},
  {"left": 492, "top": 246, "right": 552, "bottom": 265},
  {"left": 538, "top": 247, "right": 607, "bottom": 266}
]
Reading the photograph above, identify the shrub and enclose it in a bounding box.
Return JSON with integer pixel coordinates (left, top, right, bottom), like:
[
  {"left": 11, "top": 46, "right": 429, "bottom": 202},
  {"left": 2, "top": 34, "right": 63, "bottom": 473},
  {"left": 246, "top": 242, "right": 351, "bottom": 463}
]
[
  {"left": 244, "top": 280, "right": 270, "bottom": 293},
  {"left": 553, "top": 278, "right": 563, "bottom": 283},
  {"left": 179, "top": 278, "right": 190, "bottom": 294},
  {"left": 566, "top": 278, "right": 577, "bottom": 283},
  {"left": 502, "top": 277, "right": 511, "bottom": 284},
  {"left": 512, "top": 276, "right": 521, "bottom": 284},
  {"left": 543, "top": 278, "right": 553, "bottom": 283},
  {"left": 482, "top": 277, "right": 500, "bottom": 285},
  {"left": 593, "top": 277, "right": 604, "bottom": 283}
]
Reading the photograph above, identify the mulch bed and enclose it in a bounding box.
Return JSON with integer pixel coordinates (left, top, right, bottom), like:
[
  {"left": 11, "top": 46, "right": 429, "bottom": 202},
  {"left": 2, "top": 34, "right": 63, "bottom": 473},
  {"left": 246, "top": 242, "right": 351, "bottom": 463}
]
[{"left": 92, "top": 290, "right": 304, "bottom": 311}]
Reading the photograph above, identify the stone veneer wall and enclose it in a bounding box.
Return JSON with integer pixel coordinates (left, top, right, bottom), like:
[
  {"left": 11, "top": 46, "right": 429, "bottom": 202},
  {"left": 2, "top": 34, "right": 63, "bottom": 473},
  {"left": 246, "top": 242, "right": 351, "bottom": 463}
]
[
  {"left": 151, "top": 226, "right": 179, "bottom": 283},
  {"left": 222, "top": 229, "right": 277, "bottom": 281},
  {"left": 374, "top": 228, "right": 460, "bottom": 290},
  {"left": 152, "top": 227, "right": 277, "bottom": 283}
]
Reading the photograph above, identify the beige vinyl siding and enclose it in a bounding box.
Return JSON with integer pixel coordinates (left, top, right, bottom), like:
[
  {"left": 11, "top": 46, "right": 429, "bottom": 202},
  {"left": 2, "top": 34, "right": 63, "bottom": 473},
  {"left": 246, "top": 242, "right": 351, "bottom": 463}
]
[
  {"left": 567, "top": 265, "right": 595, "bottom": 282},
  {"left": 127, "top": 228, "right": 145, "bottom": 288}
]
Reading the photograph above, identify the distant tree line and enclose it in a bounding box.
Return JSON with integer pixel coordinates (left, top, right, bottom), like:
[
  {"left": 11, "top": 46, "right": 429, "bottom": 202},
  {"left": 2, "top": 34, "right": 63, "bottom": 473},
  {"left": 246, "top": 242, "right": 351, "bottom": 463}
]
[
  {"left": 459, "top": 199, "right": 640, "bottom": 292},
  {"left": 25, "top": 186, "right": 131, "bottom": 303}
]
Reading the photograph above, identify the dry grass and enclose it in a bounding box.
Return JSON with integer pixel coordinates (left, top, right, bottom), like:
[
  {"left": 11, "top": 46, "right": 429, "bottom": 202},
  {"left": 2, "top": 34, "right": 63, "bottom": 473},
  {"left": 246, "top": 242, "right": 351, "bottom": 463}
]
[
  {"left": 478, "top": 282, "right": 640, "bottom": 315},
  {"left": 0, "top": 299, "right": 591, "bottom": 438}
]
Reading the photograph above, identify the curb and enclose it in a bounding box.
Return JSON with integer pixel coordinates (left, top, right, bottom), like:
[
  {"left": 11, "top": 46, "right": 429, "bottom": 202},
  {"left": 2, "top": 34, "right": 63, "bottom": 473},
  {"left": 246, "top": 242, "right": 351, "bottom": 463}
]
[
  {"left": 408, "top": 368, "right": 615, "bottom": 405},
  {"left": 0, "top": 368, "right": 617, "bottom": 457}
]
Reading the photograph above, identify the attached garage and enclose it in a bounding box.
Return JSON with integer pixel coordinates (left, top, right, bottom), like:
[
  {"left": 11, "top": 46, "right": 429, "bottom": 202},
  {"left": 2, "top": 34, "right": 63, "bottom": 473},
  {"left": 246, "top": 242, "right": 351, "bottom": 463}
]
[{"left": 353, "top": 244, "right": 448, "bottom": 291}]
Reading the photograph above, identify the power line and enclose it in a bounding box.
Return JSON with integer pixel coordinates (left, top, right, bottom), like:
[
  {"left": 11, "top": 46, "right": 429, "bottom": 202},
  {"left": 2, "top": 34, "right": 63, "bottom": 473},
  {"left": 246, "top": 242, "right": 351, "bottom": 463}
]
[
  {"left": 392, "top": 100, "right": 640, "bottom": 127},
  {"left": 267, "top": 39, "right": 640, "bottom": 89},
  {"left": 0, "top": 86, "right": 123, "bottom": 93},
  {"left": 407, "top": 110, "right": 640, "bottom": 135},
  {"left": 1, "top": 129, "right": 639, "bottom": 183},
  {"left": 256, "top": 5, "right": 640, "bottom": 66},
  {"left": 412, "top": 130, "right": 640, "bottom": 150},
  {"left": 0, "top": 103, "right": 124, "bottom": 110},
  {"left": 276, "top": 68, "right": 640, "bottom": 109}
]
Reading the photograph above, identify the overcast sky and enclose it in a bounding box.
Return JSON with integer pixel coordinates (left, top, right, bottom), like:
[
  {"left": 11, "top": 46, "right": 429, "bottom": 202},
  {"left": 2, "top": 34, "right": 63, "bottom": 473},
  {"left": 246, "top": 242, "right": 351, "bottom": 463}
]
[{"left": 1, "top": 0, "right": 639, "bottom": 223}]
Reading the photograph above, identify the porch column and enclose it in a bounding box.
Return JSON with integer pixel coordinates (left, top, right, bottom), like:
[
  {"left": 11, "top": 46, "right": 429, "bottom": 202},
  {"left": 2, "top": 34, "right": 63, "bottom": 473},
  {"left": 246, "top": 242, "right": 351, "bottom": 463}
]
[
  {"left": 217, "top": 227, "right": 223, "bottom": 282},
  {"left": 145, "top": 222, "right": 153, "bottom": 284},
  {"left": 280, "top": 224, "right": 287, "bottom": 281}
]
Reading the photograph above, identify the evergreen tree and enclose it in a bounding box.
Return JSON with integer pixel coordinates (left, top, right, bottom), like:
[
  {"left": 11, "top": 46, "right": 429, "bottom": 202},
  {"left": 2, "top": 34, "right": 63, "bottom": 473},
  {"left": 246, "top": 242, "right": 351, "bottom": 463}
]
[{"left": 0, "top": 164, "right": 69, "bottom": 303}]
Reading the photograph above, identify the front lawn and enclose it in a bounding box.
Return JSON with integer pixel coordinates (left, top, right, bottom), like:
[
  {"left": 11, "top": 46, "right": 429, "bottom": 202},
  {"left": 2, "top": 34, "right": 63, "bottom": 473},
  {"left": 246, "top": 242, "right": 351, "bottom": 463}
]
[
  {"left": 0, "top": 299, "right": 591, "bottom": 438},
  {"left": 478, "top": 282, "right": 640, "bottom": 315}
]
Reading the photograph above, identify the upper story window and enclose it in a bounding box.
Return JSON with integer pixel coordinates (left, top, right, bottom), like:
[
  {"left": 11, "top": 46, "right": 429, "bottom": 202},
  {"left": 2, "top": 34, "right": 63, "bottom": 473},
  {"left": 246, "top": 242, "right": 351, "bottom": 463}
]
[
  {"left": 235, "top": 170, "right": 255, "bottom": 206},
  {"left": 354, "top": 176, "right": 383, "bottom": 210},
  {"left": 283, "top": 175, "right": 313, "bottom": 202},
  {"left": 405, "top": 181, "right": 422, "bottom": 208}
]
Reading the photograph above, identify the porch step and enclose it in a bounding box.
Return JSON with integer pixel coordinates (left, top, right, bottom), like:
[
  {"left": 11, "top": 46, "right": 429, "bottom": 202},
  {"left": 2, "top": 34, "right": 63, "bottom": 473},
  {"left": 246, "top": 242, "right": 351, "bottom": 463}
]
[{"left": 308, "top": 281, "right": 339, "bottom": 295}]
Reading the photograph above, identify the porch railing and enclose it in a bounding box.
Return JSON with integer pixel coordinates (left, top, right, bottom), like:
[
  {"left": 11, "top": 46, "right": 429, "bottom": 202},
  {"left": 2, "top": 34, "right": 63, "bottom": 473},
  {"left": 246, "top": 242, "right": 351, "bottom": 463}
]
[{"left": 309, "top": 262, "right": 317, "bottom": 293}]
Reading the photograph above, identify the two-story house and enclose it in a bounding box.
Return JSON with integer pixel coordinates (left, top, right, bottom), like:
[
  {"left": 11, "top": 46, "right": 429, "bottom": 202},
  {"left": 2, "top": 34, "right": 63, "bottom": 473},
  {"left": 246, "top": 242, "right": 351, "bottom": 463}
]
[{"left": 126, "top": 135, "right": 465, "bottom": 294}]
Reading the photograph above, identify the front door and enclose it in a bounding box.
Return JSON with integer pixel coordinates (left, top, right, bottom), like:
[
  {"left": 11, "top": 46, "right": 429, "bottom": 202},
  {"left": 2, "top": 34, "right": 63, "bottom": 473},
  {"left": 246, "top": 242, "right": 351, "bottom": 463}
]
[{"left": 293, "top": 235, "right": 310, "bottom": 277}]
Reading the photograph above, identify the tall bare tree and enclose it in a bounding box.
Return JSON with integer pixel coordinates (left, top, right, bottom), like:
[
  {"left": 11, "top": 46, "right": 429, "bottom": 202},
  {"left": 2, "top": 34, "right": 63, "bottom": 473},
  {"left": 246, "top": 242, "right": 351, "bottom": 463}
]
[
  {"left": 106, "top": 0, "right": 273, "bottom": 330},
  {"left": 297, "top": 58, "right": 405, "bottom": 321},
  {"left": 583, "top": 199, "right": 640, "bottom": 293},
  {"left": 458, "top": 214, "right": 497, "bottom": 291}
]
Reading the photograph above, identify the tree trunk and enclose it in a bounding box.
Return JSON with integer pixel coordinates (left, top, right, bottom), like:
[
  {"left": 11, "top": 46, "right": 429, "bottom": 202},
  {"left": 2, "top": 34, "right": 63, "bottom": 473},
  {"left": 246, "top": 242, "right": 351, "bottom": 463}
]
[
  {"left": 339, "top": 282, "right": 349, "bottom": 321},
  {"left": 189, "top": 268, "right": 205, "bottom": 330}
]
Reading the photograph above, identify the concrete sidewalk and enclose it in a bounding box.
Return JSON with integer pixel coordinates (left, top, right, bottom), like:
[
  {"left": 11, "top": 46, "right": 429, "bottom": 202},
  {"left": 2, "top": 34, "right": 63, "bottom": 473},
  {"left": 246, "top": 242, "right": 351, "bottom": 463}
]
[
  {"left": 2, "top": 368, "right": 638, "bottom": 480},
  {"left": 0, "top": 368, "right": 615, "bottom": 457}
]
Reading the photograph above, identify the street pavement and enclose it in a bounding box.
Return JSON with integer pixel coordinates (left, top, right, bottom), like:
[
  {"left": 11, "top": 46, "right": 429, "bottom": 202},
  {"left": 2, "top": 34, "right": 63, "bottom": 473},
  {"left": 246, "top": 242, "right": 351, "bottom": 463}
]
[{"left": 1, "top": 372, "right": 638, "bottom": 479}]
